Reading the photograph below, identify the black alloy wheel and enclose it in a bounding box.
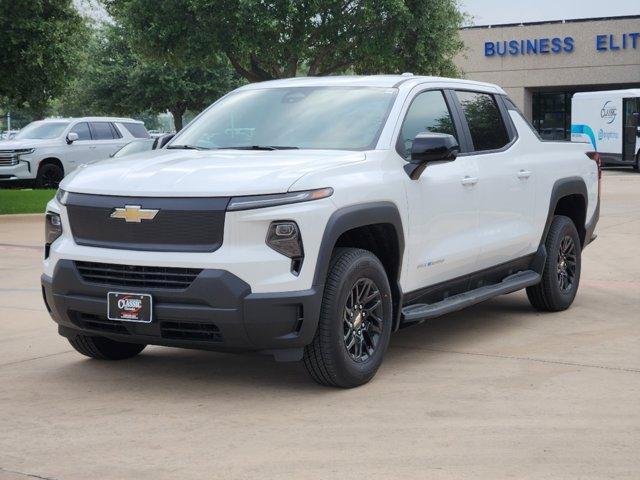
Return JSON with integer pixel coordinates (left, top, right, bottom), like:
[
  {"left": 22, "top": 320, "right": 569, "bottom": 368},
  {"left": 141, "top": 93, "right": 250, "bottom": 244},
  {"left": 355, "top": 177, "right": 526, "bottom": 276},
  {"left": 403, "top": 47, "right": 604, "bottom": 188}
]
[
  {"left": 343, "top": 278, "right": 384, "bottom": 363},
  {"left": 556, "top": 235, "right": 577, "bottom": 293}
]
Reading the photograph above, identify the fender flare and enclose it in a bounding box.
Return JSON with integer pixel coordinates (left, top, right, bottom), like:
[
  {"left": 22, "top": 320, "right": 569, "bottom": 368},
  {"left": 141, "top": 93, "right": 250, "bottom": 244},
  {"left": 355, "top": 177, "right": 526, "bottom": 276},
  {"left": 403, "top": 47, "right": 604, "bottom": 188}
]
[
  {"left": 312, "top": 201, "right": 405, "bottom": 288},
  {"left": 541, "top": 176, "right": 588, "bottom": 246}
]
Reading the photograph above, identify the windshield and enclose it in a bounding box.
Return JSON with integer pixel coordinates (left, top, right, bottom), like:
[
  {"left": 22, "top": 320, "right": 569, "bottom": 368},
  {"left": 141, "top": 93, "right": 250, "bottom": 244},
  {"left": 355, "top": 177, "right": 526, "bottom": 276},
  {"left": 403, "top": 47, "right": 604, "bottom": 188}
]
[
  {"left": 113, "top": 139, "right": 155, "bottom": 157},
  {"left": 14, "top": 121, "right": 70, "bottom": 140},
  {"left": 171, "top": 86, "right": 397, "bottom": 151}
]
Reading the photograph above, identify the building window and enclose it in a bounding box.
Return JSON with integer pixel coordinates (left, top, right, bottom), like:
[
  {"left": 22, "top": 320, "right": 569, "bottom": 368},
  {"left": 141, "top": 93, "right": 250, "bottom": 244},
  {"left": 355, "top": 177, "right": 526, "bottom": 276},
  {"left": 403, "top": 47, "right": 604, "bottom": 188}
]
[{"left": 532, "top": 91, "right": 572, "bottom": 140}]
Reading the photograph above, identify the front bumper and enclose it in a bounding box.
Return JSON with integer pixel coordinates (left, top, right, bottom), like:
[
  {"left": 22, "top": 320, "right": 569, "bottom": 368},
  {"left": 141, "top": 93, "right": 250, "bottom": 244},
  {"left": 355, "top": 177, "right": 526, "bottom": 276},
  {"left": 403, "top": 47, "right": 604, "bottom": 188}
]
[
  {"left": 0, "top": 161, "right": 33, "bottom": 181},
  {"left": 42, "top": 260, "right": 322, "bottom": 361}
]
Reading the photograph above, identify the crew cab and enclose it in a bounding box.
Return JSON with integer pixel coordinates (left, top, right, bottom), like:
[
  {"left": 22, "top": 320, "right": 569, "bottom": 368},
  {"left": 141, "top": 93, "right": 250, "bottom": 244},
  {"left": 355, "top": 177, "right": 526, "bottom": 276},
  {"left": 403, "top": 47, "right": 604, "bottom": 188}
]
[
  {"left": 41, "top": 76, "right": 600, "bottom": 387},
  {"left": 0, "top": 117, "right": 149, "bottom": 188}
]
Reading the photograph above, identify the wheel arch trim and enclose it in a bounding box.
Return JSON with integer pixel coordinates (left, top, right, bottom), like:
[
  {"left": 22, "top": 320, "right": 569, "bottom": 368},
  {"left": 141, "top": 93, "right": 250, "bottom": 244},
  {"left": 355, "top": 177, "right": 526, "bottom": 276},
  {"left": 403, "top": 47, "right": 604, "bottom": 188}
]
[
  {"left": 312, "top": 201, "right": 405, "bottom": 288},
  {"left": 541, "top": 176, "right": 588, "bottom": 247}
]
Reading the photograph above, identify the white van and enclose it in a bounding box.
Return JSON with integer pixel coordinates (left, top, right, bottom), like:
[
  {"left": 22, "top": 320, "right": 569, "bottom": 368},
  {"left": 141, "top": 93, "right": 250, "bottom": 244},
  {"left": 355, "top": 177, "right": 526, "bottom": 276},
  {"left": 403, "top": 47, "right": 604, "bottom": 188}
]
[
  {"left": 0, "top": 117, "right": 149, "bottom": 188},
  {"left": 571, "top": 89, "right": 640, "bottom": 170}
]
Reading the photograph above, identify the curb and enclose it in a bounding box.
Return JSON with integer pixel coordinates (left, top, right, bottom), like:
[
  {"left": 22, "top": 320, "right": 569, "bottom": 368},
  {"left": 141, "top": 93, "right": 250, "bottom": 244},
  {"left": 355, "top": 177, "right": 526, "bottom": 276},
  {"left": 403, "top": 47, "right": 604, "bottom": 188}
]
[{"left": 0, "top": 213, "right": 44, "bottom": 223}]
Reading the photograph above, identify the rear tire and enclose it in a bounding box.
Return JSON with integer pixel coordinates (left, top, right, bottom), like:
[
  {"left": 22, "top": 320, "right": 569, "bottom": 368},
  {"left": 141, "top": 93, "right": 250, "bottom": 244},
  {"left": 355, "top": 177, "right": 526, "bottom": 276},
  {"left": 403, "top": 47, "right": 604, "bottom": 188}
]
[
  {"left": 68, "top": 335, "right": 146, "bottom": 360},
  {"left": 35, "top": 163, "right": 64, "bottom": 189},
  {"left": 634, "top": 152, "right": 639, "bottom": 172},
  {"left": 303, "top": 248, "right": 393, "bottom": 388},
  {"left": 527, "top": 215, "right": 581, "bottom": 311}
]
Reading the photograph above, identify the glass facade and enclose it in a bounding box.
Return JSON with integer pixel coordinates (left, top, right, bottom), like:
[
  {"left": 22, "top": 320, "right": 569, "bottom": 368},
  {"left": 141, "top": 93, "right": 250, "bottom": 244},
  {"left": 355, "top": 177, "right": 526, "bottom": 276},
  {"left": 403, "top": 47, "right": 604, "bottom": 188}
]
[{"left": 532, "top": 91, "right": 572, "bottom": 140}]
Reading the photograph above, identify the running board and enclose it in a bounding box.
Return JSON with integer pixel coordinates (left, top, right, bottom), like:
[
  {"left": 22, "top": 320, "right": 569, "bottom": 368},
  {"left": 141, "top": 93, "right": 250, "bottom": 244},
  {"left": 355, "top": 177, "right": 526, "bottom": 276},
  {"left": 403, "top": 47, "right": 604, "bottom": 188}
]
[{"left": 401, "top": 270, "right": 541, "bottom": 324}]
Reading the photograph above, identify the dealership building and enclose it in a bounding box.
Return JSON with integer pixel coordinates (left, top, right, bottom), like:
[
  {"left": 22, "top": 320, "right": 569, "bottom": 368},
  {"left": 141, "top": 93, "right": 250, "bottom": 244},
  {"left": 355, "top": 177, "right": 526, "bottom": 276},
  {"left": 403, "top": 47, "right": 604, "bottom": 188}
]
[{"left": 455, "top": 15, "right": 640, "bottom": 140}]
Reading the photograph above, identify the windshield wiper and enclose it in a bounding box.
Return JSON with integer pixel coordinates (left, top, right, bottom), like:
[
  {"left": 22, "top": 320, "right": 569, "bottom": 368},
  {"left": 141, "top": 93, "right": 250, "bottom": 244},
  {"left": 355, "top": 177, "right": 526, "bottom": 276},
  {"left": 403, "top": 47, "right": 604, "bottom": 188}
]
[
  {"left": 166, "top": 144, "right": 208, "bottom": 150},
  {"left": 218, "top": 145, "right": 299, "bottom": 151}
]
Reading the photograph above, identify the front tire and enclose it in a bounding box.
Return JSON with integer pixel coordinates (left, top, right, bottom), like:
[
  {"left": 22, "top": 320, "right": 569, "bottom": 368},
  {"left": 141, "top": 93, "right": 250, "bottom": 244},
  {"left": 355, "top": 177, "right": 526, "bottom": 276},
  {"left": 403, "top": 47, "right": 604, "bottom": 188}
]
[
  {"left": 304, "top": 248, "right": 393, "bottom": 388},
  {"left": 527, "top": 215, "right": 582, "bottom": 311},
  {"left": 35, "top": 163, "right": 64, "bottom": 189},
  {"left": 68, "top": 335, "right": 146, "bottom": 360}
]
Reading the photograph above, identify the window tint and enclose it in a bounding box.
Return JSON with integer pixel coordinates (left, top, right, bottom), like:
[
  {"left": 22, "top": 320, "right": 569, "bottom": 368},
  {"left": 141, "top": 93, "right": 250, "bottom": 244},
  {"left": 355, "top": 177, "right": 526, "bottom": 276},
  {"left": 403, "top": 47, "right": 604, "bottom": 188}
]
[
  {"left": 122, "top": 122, "right": 149, "bottom": 138},
  {"left": 398, "top": 90, "right": 457, "bottom": 158},
  {"left": 70, "top": 122, "right": 91, "bottom": 141},
  {"left": 110, "top": 123, "right": 123, "bottom": 139},
  {"left": 456, "top": 91, "right": 510, "bottom": 151},
  {"left": 91, "top": 122, "right": 116, "bottom": 140}
]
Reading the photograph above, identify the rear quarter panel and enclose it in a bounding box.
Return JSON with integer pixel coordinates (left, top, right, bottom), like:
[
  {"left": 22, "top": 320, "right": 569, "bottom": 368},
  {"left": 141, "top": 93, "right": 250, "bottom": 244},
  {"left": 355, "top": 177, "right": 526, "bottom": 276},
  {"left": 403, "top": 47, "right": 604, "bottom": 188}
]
[{"left": 510, "top": 112, "right": 598, "bottom": 239}]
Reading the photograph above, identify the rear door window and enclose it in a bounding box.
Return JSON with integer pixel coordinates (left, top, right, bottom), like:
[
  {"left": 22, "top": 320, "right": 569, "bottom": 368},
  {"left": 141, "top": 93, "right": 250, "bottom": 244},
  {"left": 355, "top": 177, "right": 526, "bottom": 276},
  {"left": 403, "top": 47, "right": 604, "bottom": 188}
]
[
  {"left": 90, "top": 122, "right": 117, "bottom": 140},
  {"left": 455, "top": 91, "right": 510, "bottom": 152}
]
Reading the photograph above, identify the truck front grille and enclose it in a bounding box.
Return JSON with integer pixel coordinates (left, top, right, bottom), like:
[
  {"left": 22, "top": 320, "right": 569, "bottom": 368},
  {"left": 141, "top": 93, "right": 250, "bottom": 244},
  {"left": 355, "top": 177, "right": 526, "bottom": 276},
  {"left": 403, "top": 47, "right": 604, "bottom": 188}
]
[
  {"left": 0, "top": 152, "right": 18, "bottom": 166},
  {"left": 65, "top": 193, "right": 229, "bottom": 253},
  {"left": 75, "top": 261, "right": 202, "bottom": 290}
]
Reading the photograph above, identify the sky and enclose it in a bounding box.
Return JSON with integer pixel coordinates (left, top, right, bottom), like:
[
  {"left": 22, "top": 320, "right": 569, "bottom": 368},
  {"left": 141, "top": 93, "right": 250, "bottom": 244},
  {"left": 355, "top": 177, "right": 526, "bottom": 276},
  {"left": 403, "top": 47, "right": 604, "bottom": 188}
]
[
  {"left": 459, "top": 0, "right": 640, "bottom": 26},
  {"left": 76, "top": 0, "right": 639, "bottom": 27}
]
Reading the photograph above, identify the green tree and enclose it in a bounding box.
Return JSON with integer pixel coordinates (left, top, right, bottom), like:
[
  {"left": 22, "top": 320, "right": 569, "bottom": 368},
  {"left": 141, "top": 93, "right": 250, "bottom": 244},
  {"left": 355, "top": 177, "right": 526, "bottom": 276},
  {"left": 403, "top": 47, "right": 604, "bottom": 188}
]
[
  {"left": 0, "top": 0, "right": 88, "bottom": 113},
  {"left": 105, "top": 0, "right": 466, "bottom": 82},
  {"left": 58, "top": 24, "right": 240, "bottom": 130}
]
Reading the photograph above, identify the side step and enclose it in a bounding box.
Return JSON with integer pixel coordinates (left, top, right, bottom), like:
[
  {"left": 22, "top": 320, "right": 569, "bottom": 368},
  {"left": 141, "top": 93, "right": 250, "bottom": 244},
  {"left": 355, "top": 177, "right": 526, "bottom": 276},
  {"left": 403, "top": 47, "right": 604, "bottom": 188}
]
[{"left": 401, "top": 270, "right": 541, "bottom": 324}]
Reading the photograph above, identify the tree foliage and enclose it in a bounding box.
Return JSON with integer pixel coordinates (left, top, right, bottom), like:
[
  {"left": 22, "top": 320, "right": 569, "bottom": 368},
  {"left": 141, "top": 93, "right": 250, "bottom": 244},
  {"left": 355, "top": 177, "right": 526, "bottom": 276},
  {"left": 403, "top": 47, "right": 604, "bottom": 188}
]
[
  {"left": 0, "top": 0, "right": 88, "bottom": 112},
  {"left": 59, "top": 24, "right": 241, "bottom": 130},
  {"left": 105, "top": 0, "right": 466, "bottom": 82}
]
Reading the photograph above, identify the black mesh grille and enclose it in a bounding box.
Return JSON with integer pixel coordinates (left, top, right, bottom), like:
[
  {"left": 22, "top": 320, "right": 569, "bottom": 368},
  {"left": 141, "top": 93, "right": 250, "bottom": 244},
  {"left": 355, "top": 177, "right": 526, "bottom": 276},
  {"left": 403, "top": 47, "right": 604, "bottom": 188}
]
[
  {"left": 71, "top": 312, "right": 129, "bottom": 335},
  {"left": 66, "top": 193, "right": 229, "bottom": 252},
  {"left": 161, "top": 321, "right": 223, "bottom": 342},
  {"left": 75, "top": 261, "right": 201, "bottom": 290}
]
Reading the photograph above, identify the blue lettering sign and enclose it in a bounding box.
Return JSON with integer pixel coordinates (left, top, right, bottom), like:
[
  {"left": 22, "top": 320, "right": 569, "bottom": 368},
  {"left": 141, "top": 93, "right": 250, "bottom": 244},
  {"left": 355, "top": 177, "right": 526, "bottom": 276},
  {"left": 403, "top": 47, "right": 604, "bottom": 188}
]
[
  {"left": 484, "top": 32, "right": 638, "bottom": 57},
  {"left": 484, "top": 36, "right": 574, "bottom": 57},
  {"left": 595, "top": 32, "right": 640, "bottom": 52}
]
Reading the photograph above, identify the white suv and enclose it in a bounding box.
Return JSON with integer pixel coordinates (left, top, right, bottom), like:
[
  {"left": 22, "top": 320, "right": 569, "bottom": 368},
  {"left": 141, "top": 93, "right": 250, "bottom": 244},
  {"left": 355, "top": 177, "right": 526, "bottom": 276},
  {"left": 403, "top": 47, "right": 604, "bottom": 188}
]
[
  {"left": 0, "top": 117, "right": 148, "bottom": 188},
  {"left": 42, "top": 76, "right": 600, "bottom": 387}
]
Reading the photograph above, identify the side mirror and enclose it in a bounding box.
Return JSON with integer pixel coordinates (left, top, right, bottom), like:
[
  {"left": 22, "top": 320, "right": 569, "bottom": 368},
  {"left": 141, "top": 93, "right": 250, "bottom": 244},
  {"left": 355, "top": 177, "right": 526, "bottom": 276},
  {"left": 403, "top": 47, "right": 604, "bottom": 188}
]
[
  {"left": 405, "top": 133, "right": 459, "bottom": 179},
  {"left": 66, "top": 132, "right": 79, "bottom": 144},
  {"left": 158, "top": 133, "right": 175, "bottom": 149}
]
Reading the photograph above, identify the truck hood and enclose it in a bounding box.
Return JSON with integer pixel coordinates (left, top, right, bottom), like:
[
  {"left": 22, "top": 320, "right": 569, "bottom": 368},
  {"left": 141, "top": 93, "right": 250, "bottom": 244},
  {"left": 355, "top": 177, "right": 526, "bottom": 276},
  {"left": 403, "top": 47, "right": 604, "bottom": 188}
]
[
  {"left": 0, "top": 138, "right": 59, "bottom": 150},
  {"left": 61, "top": 149, "right": 365, "bottom": 197}
]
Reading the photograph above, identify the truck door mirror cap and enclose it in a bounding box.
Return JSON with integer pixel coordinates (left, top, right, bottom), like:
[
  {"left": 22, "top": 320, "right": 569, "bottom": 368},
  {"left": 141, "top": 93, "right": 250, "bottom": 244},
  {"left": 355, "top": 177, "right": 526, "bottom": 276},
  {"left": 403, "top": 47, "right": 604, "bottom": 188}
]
[
  {"left": 66, "top": 132, "right": 79, "bottom": 144},
  {"left": 410, "top": 133, "right": 459, "bottom": 165}
]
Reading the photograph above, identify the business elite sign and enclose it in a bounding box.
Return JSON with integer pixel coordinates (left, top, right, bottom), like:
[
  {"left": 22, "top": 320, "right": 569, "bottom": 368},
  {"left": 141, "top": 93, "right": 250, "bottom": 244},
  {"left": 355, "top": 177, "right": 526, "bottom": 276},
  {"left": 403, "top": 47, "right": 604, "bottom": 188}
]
[{"left": 485, "top": 32, "right": 639, "bottom": 57}]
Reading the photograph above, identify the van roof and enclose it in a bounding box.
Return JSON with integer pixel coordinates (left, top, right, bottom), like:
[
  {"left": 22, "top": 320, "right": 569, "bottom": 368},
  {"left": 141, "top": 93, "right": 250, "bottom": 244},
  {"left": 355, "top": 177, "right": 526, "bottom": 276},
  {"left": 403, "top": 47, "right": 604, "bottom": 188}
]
[{"left": 573, "top": 89, "right": 640, "bottom": 99}]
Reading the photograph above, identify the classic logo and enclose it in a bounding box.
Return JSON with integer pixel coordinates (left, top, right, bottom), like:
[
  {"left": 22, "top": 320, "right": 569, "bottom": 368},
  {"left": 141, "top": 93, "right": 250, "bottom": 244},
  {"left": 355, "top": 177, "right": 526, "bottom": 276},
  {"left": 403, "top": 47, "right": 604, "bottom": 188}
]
[
  {"left": 600, "top": 101, "right": 617, "bottom": 124},
  {"left": 110, "top": 205, "right": 159, "bottom": 223},
  {"left": 117, "top": 297, "right": 143, "bottom": 311}
]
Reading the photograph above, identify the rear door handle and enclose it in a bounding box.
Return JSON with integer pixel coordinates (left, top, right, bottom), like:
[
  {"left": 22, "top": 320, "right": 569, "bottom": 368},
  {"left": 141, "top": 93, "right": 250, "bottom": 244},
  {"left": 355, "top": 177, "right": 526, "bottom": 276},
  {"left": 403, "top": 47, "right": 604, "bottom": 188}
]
[
  {"left": 461, "top": 176, "right": 479, "bottom": 186},
  {"left": 517, "top": 169, "right": 532, "bottom": 179}
]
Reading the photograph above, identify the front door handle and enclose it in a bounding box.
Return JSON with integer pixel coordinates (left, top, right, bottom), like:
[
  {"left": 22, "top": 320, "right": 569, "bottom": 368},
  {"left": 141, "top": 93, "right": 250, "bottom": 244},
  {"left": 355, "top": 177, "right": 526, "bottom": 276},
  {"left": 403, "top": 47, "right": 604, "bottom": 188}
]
[
  {"left": 461, "top": 176, "right": 479, "bottom": 186},
  {"left": 517, "top": 169, "right": 532, "bottom": 179}
]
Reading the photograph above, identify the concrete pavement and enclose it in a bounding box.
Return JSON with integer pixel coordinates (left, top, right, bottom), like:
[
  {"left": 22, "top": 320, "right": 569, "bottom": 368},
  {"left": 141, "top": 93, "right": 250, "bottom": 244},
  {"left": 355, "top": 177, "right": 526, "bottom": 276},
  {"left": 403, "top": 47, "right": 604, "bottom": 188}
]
[{"left": 1, "top": 170, "right": 639, "bottom": 479}]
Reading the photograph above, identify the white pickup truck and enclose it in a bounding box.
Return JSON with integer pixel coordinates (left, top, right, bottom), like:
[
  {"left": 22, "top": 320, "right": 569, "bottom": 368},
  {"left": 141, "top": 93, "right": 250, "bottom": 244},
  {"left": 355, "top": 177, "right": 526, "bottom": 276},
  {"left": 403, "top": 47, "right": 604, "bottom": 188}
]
[{"left": 42, "top": 75, "right": 600, "bottom": 387}]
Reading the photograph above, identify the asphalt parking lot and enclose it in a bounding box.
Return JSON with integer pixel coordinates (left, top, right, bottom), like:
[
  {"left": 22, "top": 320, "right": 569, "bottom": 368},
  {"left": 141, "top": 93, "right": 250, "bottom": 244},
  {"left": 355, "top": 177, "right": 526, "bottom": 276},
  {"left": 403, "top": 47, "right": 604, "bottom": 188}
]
[{"left": 1, "top": 170, "right": 639, "bottom": 480}]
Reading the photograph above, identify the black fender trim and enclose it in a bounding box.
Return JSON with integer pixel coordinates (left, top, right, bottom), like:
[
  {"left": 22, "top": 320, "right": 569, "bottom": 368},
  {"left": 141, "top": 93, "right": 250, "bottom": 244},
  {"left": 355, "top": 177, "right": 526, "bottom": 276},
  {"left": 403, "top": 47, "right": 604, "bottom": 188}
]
[
  {"left": 540, "top": 177, "right": 588, "bottom": 247},
  {"left": 312, "top": 202, "right": 405, "bottom": 330}
]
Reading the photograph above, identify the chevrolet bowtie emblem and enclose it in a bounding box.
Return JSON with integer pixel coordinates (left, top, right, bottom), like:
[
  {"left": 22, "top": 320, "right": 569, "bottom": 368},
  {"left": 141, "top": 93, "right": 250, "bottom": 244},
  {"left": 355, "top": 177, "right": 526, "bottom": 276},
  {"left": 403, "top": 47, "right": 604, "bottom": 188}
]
[{"left": 110, "top": 205, "right": 159, "bottom": 223}]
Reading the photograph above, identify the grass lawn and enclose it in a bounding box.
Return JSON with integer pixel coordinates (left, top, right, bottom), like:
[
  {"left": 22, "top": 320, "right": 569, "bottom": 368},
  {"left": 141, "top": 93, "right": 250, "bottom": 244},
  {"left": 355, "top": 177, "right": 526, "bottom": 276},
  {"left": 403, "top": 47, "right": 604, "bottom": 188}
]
[{"left": 0, "top": 189, "right": 56, "bottom": 215}]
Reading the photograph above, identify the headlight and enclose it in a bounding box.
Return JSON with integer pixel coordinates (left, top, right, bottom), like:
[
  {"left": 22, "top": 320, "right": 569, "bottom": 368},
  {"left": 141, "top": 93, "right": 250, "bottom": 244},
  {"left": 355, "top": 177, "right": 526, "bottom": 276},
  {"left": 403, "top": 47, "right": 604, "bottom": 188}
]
[
  {"left": 55, "top": 188, "right": 68, "bottom": 205},
  {"left": 15, "top": 148, "right": 34, "bottom": 157},
  {"left": 266, "top": 221, "right": 304, "bottom": 275},
  {"left": 45, "top": 212, "right": 63, "bottom": 259},
  {"left": 227, "top": 187, "right": 333, "bottom": 211}
]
